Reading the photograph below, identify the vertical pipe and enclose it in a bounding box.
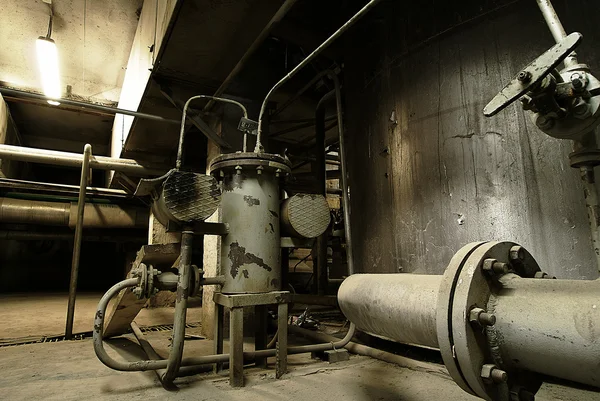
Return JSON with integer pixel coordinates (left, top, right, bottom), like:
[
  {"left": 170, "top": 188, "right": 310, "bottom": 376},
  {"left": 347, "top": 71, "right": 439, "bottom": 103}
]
[
  {"left": 580, "top": 167, "right": 600, "bottom": 272},
  {"left": 330, "top": 75, "right": 355, "bottom": 275},
  {"left": 315, "top": 90, "right": 335, "bottom": 293},
  {"left": 162, "top": 229, "right": 194, "bottom": 384},
  {"left": 534, "top": 0, "right": 578, "bottom": 67},
  {"left": 65, "top": 143, "right": 91, "bottom": 339}
]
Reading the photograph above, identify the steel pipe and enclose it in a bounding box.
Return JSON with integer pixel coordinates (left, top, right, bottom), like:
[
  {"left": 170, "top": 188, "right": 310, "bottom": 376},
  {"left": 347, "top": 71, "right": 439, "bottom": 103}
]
[
  {"left": 0, "top": 144, "right": 166, "bottom": 176},
  {"left": 255, "top": 0, "right": 383, "bottom": 151},
  {"left": 489, "top": 274, "right": 600, "bottom": 387},
  {"left": 93, "top": 277, "right": 356, "bottom": 373},
  {"left": 338, "top": 274, "right": 441, "bottom": 349},
  {"left": 65, "top": 144, "right": 91, "bottom": 340},
  {"left": 337, "top": 241, "right": 600, "bottom": 400},
  {"left": 0, "top": 197, "right": 148, "bottom": 228},
  {"left": 0, "top": 87, "right": 180, "bottom": 124},
  {"left": 535, "top": 0, "right": 578, "bottom": 67}
]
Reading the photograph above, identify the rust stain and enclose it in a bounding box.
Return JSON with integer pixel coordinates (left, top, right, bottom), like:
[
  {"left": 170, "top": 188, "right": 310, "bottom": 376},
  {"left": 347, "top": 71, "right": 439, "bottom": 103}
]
[
  {"left": 242, "top": 269, "right": 249, "bottom": 278},
  {"left": 228, "top": 241, "right": 272, "bottom": 279},
  {"left": 270, "top": 210, "right": 279, "bottom": 218},
  {"left": 243, "top": 195, "right": 260, "bottom": 206}
]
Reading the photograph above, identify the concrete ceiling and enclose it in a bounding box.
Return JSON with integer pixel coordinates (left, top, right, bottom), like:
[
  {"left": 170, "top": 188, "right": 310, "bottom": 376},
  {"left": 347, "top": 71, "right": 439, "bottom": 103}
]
[{"left": 0, "top": 0, "right": 142, "bottom": 102}]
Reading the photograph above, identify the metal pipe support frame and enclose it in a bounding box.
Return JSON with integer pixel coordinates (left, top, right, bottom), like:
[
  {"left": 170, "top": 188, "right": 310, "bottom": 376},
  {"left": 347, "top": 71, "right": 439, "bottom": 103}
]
[
  {"left": 93, "top": 254, "right": 356, "bottom": 389},
  {"left": 338, "top": 241, "right": 600, "bottom": 401}
]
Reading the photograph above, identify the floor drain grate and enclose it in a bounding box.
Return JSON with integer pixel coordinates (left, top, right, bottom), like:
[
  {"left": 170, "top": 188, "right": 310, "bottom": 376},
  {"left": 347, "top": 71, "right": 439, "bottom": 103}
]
[{"left": 0, "top": 322, "right": 202, "bottom": 348}]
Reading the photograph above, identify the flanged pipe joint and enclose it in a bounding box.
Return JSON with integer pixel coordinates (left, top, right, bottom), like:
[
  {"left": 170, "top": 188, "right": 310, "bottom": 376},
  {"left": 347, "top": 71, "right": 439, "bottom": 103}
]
[{"left": 338, "top": 241, "right": 600, "bottom": 401}]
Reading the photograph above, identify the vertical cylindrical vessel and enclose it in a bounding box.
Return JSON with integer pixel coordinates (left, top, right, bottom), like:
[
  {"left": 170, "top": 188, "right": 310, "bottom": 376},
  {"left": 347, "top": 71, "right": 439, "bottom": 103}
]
[
  {"left": 338, "top": 273, "right": 441, "bottom": 348},
  {"left": 210, "top": 153, "right": 291, "bottom": 294}
]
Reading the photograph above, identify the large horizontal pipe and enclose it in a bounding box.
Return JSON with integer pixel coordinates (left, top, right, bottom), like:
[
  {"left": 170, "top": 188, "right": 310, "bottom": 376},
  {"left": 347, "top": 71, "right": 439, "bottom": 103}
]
[
  {"left": 338, "top": 274, "right": 441, "bottom": 349},
  {"left": 0, "top": 197, "right": 148, "bottom": 228},
  {"left": 338, "top": 272, "right": 600, "bottom": 389},
  {"left": 0, "top": 144, "right": 166, "bottom": 176}
]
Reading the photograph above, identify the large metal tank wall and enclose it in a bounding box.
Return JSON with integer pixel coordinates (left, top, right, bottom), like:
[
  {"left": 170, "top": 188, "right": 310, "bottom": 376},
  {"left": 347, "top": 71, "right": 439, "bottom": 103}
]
[{"left": 343, "top": 0, "right": 600, "bottom": 279}]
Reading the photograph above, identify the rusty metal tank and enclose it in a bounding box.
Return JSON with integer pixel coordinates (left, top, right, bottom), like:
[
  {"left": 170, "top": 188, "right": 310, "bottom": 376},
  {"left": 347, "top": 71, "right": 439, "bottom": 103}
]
[{"left": 209, "top": 152, "right": 291, "bottom": 293}]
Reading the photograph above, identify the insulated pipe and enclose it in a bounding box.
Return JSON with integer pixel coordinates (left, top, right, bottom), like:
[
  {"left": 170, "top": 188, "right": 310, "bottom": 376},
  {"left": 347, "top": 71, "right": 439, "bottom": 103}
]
[
  {"left": 338, "top": 274, "right": 441, "bottom": 349},
  {"left": 65, "top": 144, "right": 91, "bottom": 340},
  {"left": 338, "top": 272, "right": 600, "bottom": 389},
  {"left": 0, "top": 144, "right": 166, "bottom": 176},
  {"left": 489, "top": 274, "right": 600, "bottom": 387},
  {"left": 255, "top": 0, "right": 383, "bottom": 151},
  {"left": 93, "top": 276, "right": 357, "bottom": 372},
  {"left": 0, "top": 197, "right": 149, "bottom": 228}
]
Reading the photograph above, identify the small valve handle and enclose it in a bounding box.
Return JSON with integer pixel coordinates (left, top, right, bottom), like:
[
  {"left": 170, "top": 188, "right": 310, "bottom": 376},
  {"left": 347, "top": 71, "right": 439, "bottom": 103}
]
[{"left": 483, "top": 32, "right": 583, "bottom": 117}]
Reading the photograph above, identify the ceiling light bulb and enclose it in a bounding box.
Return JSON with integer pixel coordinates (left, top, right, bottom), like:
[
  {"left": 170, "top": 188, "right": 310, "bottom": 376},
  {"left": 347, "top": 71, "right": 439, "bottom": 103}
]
[{"left": 36, "top": 36, "right": 61, "bottom": 105}]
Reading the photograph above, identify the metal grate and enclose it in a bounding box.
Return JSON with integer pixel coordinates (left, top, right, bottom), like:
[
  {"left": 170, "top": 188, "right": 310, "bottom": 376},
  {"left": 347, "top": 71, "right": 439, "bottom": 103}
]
[
  {"left": 0, "top": 322, "right": 201, "bottom": 348},
  {"left": 288, "top": 194, "right": 331, "bottom": 238},
  {"left": 163, "top": 171, "right": 221, "bottom": 223}
]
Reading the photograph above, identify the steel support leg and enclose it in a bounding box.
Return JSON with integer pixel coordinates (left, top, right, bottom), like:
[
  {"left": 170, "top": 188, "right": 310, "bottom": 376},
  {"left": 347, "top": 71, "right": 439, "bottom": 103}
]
[
  {"left": 214, "top": 304, "right": 224, "bottom": 373},
  {"left": 254, "top": 305, "right": 268, "bottom": 368},
  {"left": 229, "top": 307, "right": 244, "bottom": 387},
  {"left": 65, "top": 143, "right": 92, "bottom": 339},
  {"left": 276, "top": 302, "right": 288, "bottom": 378}
]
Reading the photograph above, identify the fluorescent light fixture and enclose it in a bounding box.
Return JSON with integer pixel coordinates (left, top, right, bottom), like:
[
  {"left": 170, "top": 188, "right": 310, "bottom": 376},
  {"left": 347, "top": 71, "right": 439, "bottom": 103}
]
[{"left": 36, "top": 36, "right": 61, "bottom": 105}]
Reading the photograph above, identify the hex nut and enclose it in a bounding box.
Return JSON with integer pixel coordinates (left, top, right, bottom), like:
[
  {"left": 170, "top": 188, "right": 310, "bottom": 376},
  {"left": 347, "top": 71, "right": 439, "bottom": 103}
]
[
  {"left": 481, "top": 364, "right": 508, "bottom": 384},
  {"left": 482, "top": 259, "right": 509, "bottom": 275},
  {"left": 518, "top": 71, "right": 532, "bottom": 83},
  {"left": 509, "top": 246, "right": 524, "bottom": 261},
  {"left": 469, "top": 307, "right": 496, "bottom": 327}
]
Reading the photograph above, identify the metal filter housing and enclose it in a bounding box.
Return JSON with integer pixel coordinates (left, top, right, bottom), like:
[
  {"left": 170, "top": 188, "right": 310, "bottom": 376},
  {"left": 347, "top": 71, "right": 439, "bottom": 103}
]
[
  {"left": 151, "top": 171, "right": 221, "bottom": 225},
  {"left": 210, "top": 152, "right": 291, "bottom": 294},
  {"left": 281, "top": 194, "right": 331, "bottom": 239}
]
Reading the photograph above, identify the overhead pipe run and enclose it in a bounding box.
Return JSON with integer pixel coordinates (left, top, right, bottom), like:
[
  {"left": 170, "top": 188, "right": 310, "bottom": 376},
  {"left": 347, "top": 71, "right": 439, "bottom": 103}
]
[
  {"left": 0, "top": 197, "right": 148, "bottom": 228},
  {"left": 0, "top": 144, "right": 166, "bottom": 176},
  {"left": 338, "top": 241, "right": 600, "bottom": 401},
  {"left": 0, "top": 87, "right": 181, "bottom": 125}
]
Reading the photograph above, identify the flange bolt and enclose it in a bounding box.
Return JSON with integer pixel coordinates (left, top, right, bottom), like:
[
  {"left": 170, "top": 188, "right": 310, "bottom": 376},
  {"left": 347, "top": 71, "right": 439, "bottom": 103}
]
[
  {"left": 509, "top": 245, "right": 524, "bottom": 262},
  {"left": 483, "top": 258, "right": 509, "bottom": 275},
  {"left": 517, "top": 71, "right": 532, "bottom": 83},
  {"left": 481, "top": 364, "right": 508, "bottom": 384},
  {"left": 469, "top": 307, "right": 496, "bottom": 327}
]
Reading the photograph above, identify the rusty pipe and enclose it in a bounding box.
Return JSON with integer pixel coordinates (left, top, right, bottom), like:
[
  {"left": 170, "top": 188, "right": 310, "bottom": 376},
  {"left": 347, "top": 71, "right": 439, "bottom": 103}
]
[{"left": 65, "top": 144, "right": 91, "bottom": 340}]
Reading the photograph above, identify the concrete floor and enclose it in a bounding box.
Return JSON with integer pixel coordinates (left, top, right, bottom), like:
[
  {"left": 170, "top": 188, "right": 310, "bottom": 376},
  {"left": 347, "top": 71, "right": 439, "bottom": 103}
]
[
  {"left": 0, "top": 294, "right": 598, "bottom": 401},
  {"left": 0, "top": 293, "right": 202, "bottom": 340},
  {"left": 0, "top": 330, "right": 598, "bottom": 401}
]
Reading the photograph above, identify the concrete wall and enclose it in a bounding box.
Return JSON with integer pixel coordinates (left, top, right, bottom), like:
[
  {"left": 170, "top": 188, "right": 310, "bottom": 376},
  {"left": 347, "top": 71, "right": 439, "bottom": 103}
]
[
  {"left": 343, "top": 0, "right": 600, "bottom": 279},
  {"left": 0, "top": 0, "right": 141, "bottom": 102},
  {"left": 0, "top": 94, "right": 22, "bottom": 178}
]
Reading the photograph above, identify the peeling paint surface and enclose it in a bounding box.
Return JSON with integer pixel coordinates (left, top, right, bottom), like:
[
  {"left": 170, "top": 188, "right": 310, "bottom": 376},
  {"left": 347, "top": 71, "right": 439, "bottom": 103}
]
[{"left": 228, "top": 241, "right": 272, "bottom": 279}]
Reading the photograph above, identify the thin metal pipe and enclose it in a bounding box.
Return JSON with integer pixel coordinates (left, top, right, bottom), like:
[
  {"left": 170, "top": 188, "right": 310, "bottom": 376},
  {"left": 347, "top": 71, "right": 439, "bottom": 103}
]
[
  {"left": 329, "top": 74, "right": 355, "bottom": 275},
  {"left": 176, "top": 96, "right": 248, "bottom": 169},
  {"left": 0, "top": 178, "right": 129, "bottom": 198},
  {"left": 255, "top": 0, "right": 383, "bottom": 151},
  {"left": 65, "top": 144, "right": 92, "bottom": 340},
  {"left": 0, "top": 144, "right": 166, "bottom": 176},
  {"left": 0, "top": 87, "right": 180, "bottom": 124},
  {"left": 534, "top": 0, "right": 578, "bottom": 67},
  {"left": 271, "top": 70, "right": 334, "bottom": 120},
  {"left": 130, "top": 322, "right": 173, "bottom": 390},
  {"left": 93, "top": 277, "right": 356, "bottom": 372},
  {"left": 162, "top": 229, "right": 194, "bottom": 385},
  {"left": 203, "top": 0, "right": 300, "bottom": 111}
]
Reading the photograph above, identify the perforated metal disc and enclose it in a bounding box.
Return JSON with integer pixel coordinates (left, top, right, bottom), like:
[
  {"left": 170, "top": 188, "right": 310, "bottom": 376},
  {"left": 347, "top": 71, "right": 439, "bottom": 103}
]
[
  {"left": 162, "top": 171, "right": 221, "bottom": 223},
  {"left": 286, "top": 194, "right": 330, "bottom": 238}
]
